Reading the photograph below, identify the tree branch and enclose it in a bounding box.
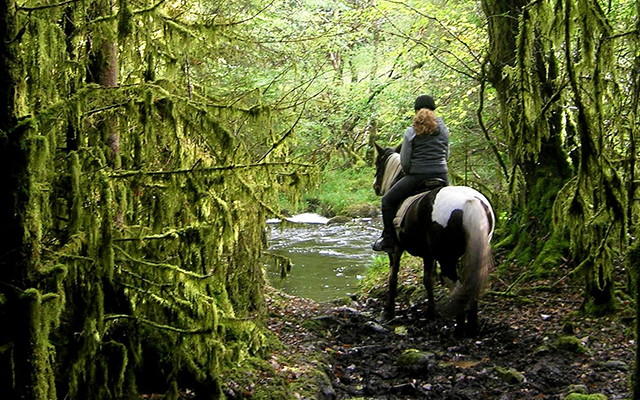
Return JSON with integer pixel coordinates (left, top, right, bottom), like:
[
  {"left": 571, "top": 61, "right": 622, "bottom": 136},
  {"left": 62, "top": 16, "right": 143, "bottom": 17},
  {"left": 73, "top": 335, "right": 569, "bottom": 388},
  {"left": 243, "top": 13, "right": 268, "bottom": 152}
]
[
  {"left": 104, "top": 314, "right": 212, "bottom": 334},
  {"left": 17, "top": 0, "right": 78, "bottom": 12},
  {"left": 477, "top": 58, "right": 510, "bottom": 180},
  {"left": 109, "top": 161, "right": 314, "bottom": 179},
  {"left": 114, "top": 245, "right": 214, "bottom": 280}
]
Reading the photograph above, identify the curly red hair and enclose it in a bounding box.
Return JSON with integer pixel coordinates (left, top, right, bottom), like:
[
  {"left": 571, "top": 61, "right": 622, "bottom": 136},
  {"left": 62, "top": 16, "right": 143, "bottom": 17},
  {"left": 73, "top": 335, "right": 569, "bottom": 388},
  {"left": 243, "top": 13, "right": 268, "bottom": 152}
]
[{"left": 413, "top": 108, "right": 438, "bottom": 136}]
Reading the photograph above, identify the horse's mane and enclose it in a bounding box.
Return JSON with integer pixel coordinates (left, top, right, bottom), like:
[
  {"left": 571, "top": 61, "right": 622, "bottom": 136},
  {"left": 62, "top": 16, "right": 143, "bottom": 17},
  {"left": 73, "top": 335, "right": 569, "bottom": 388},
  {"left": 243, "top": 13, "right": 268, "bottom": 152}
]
[{"left": 380, "top": 152, "right": 402, "bottom": 194}]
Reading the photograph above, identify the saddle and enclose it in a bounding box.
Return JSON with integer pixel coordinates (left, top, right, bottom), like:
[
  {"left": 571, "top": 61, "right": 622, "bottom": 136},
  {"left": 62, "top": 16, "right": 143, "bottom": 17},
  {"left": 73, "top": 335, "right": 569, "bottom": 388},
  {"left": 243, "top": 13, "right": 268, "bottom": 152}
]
[
  {"left": 413, "top": 178, "right": 447, "bottom": 194},
  {"left": 392, "top": 178, "right": 447, "bottom": 233}
]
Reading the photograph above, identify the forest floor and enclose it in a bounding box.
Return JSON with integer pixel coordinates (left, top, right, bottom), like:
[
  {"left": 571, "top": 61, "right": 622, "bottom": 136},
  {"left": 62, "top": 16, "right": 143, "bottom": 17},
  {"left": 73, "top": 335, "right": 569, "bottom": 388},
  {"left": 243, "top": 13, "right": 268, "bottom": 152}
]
[{"left": 260, "top": 256, "right": 635, "bottom": 400}]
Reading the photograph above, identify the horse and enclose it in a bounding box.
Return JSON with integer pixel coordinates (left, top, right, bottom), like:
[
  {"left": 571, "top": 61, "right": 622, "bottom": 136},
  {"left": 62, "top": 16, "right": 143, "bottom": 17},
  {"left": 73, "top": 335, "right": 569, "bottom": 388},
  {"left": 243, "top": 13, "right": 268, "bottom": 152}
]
[{"left": 372, "top": 143, "right": 495, "bottom": 335}]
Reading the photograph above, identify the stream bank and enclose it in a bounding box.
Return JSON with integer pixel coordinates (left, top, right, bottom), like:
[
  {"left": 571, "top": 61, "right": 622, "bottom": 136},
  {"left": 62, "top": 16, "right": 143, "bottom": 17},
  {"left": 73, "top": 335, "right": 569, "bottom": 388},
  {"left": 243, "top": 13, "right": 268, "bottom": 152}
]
[
  {"left": 246, "top": 259, "right": 635, "bottom": 400},
  {"left": 219, "top": 214, "right": 635, "bottom": 399}
]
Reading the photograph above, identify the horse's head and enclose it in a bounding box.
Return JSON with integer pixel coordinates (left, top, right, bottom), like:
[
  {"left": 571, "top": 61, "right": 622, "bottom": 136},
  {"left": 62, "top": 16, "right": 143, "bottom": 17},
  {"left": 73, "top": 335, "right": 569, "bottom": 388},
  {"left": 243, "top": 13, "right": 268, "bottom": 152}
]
[{"left": 373, "top": 143, "right": 401, "bottom": 196}]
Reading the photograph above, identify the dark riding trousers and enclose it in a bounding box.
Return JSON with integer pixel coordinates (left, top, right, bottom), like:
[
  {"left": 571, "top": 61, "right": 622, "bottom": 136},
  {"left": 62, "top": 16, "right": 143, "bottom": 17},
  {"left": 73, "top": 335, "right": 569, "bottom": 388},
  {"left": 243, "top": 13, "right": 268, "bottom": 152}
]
[{"left": 381, "top": 172, "right": 449, "bottom": 238}]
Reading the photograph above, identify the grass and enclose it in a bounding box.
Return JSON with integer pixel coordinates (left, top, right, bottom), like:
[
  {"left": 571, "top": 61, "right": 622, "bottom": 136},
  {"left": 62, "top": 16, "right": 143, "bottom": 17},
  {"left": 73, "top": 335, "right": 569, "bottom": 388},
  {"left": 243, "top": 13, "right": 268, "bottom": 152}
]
[
  {"left": 358, "top": 254, "right": 427, "bottom": 303},
  {"left": 357, "top": 255, "right": 390, "bottom": 296},
  {"left": 279, "top": 165, "right": 379, "bottom": 217}
]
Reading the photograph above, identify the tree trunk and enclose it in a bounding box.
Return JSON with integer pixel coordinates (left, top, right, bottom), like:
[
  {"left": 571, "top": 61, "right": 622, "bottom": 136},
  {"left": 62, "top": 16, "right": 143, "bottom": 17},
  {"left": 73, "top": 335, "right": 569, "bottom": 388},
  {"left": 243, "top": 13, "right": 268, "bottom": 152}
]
[
  {"left": 481, "top": 0, "right": 571, "bottom": 263},
  {"left": 632, "top": 4, "right": 640, "bottom": 396},
  {"left": 87, "top": 0, "right": 119, "bottom": 167},
  {"left": 0, "top": 2, "right": 56, "bottom": 398}
]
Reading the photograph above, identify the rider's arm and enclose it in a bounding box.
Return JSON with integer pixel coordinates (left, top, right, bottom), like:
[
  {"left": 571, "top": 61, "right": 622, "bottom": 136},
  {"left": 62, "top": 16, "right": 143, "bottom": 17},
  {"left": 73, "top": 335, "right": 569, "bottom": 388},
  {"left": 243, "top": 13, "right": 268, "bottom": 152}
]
[
  {"left": 400, "top": 127, "right": 414, "bottom": 173},
  {"left": 437, "top": 119, "right": 450, "bottom": 160}
]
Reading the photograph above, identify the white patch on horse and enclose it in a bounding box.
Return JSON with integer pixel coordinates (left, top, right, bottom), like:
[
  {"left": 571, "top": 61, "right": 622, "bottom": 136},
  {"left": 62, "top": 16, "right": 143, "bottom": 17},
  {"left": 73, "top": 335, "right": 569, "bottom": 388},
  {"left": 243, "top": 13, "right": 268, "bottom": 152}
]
[
  {"left": 381, "top": 153, "right": 402, "bottom": 194},
  {"left": 431, "top": 187, "right": 492, "bottom": 228}
]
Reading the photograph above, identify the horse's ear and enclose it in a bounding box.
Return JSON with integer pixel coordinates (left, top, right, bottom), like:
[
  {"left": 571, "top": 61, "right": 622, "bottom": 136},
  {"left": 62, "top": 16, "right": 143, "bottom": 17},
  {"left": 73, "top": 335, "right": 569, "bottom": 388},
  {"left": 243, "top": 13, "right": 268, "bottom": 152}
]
[
  {"left": 375, "top": 142, "right": 385, "bottom": 155},
  {"left": 394, "top": 144, "right": 402, "bottom": 153}
]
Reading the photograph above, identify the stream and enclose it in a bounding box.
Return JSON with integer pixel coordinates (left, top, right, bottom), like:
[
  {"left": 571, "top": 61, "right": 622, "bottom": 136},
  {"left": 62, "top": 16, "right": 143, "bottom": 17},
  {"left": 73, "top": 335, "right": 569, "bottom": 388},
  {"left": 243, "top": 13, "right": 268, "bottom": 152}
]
[{"left": 265, "top": 214, "right": 382, "bottom": 302}]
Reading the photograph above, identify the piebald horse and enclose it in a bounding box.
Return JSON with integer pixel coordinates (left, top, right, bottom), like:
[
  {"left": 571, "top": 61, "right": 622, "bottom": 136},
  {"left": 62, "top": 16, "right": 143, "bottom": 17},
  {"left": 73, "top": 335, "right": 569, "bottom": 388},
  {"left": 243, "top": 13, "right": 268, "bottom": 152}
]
[{"left": 373, "top": 143, "right": 495, "bottom": 335}]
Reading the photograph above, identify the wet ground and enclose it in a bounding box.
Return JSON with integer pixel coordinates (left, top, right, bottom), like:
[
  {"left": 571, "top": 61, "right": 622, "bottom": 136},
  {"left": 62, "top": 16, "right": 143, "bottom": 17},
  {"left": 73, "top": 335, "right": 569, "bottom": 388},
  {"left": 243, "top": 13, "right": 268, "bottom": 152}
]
[{"left": 265, "top": 263, "right": 635, "bottom": 399}]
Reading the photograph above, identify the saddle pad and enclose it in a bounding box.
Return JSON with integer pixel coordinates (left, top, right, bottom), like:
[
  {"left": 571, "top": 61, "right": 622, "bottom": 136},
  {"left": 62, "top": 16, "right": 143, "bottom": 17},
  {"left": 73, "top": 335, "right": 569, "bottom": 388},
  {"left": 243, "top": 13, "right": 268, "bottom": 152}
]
[{"left": 393, "top": 191, "right": 429, "bottom": 234}]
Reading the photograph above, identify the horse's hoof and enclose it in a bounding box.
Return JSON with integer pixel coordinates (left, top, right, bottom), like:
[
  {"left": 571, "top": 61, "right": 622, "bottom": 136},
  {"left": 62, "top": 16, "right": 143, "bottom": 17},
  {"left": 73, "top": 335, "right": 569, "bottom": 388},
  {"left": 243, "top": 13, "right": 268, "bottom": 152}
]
[
  {"left": 453, "top": 323, "right": 479, "bottom": 338},
  {"left": 466, "top": 324, "right": 479, "bottom": 337}
]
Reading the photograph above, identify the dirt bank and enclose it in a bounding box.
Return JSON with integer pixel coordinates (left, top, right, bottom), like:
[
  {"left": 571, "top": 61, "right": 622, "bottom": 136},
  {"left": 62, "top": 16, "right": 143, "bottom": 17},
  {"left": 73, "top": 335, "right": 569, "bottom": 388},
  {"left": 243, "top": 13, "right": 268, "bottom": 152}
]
[{"left": 264, "top": 262, "right": 634, "bottom": 399}]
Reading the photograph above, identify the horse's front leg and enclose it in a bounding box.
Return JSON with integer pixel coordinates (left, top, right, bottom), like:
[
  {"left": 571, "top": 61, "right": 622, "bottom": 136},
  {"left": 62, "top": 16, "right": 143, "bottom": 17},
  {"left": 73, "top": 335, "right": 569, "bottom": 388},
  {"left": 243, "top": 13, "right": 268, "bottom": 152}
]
[
  {"left": 384, "top": 249, "right": 402, "bottom": 320},
  {"left": 422, "top": 257, "right": 435, "bottom": 319}
]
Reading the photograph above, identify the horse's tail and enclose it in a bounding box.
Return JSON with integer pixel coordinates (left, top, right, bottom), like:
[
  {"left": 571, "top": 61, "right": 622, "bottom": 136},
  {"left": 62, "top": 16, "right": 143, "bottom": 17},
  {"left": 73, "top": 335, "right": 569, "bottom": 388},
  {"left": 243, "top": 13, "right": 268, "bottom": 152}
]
[{"left": 449, "top": 197, "right": 493, "bottom": 313}]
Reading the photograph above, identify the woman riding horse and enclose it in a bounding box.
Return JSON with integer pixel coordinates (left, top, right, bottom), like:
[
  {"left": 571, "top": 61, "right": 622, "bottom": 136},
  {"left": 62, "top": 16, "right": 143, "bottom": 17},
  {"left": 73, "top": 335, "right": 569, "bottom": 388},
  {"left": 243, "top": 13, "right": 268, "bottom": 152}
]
[
  {"left": 372, "top": 144, "right": 494, "bottom": 334},
  {"left": 372, "top": 95, "right": 450, "bottom": 253}
]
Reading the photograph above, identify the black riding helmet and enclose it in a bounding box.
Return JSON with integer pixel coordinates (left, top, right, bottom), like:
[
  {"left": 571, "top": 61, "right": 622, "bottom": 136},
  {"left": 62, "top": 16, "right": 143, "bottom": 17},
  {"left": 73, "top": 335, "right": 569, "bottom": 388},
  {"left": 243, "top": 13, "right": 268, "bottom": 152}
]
[{"left": 414, "top": 95, "right": 436, "bottom": 111}]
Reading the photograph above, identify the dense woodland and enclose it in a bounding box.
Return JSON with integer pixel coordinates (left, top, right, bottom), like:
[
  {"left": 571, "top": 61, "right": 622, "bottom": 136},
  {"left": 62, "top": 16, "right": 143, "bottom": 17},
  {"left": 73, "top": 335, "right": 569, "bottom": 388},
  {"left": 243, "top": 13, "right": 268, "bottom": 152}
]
[{"left": 0, "top": 0, "right": 639, "bottom": 398}]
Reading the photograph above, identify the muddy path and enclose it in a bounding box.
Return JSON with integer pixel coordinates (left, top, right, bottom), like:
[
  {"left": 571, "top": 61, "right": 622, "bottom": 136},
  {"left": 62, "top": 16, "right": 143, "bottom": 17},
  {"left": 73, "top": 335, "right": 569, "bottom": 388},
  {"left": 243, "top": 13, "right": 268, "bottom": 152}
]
[{"left": 265, "top": 264, "right": 634, "bottom": 399}]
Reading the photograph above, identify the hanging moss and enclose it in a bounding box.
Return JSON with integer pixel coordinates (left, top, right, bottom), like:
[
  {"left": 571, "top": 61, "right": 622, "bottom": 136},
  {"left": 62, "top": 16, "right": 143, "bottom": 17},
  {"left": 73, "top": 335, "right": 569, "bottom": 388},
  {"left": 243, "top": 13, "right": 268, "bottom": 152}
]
[
  {"left": 2, "top": 0, "right": 318, "bottom": 397},
  {"left": 117, "top": 0, "right": 134, "bottom": 42},
  {"left": 490, "top": 0, "right": 633, "bottom": 312},
  {"left": 531, "top": 228, "right": 570, "bottom": 277}
]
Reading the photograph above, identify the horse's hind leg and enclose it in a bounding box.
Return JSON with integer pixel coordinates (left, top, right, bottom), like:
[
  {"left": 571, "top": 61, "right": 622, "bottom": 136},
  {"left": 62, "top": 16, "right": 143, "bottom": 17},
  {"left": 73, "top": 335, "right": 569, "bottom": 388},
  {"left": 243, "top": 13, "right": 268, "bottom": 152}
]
[
  {"left": 454, "top": 299, "right": 479, "bottom": 337},
  {"left": 455, "top": 311, "right": 466, "bottom": 337},
  {"left": 384, "top": 250, "right": 402, "bottom": 320},
  {"left": 422, "top": 257, "right": 436, "bottom": 319},
  {"left": 466, "top": 299, "right": 479, "bottom": 336}
]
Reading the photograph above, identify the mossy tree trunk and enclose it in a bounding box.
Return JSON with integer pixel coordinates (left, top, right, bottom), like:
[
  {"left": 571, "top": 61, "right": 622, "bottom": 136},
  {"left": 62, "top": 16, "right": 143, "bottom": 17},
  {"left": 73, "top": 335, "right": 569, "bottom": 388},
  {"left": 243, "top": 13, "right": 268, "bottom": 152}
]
[
  {"left": 0, "top": 2, "right": 59, "bottom": 398},
  {"left": 483, "top": 0, "right": 633, "bottom": 312},
  {"left": 633, "top": 5, "right": 640, "bottom": 397},
  {"left": 86, "top": 0, "right": 119, "bottom": 168},
  {"left": 0, "top": 0, "right": 315, "bottom": 398},
  {"left": 556, "top": 0, "right": 626, "bottom": 312},
  {"left": 481, "top": 0, "right": 572, "bottom": 266}
]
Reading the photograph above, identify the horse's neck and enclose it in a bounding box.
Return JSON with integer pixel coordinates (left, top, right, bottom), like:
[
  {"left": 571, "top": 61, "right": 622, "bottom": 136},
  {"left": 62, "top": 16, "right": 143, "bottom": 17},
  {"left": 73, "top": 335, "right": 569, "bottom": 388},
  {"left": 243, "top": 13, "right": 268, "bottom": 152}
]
[{"left": 381, "top": 153, "right": 402, "bottom": 194}]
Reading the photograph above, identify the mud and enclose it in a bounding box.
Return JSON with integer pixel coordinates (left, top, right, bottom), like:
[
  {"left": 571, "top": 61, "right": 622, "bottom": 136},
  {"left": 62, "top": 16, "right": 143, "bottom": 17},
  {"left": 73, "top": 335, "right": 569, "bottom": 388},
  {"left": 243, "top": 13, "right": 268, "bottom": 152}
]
[{"left": 266, "top": 268, "right": 634, "bottom": 399}]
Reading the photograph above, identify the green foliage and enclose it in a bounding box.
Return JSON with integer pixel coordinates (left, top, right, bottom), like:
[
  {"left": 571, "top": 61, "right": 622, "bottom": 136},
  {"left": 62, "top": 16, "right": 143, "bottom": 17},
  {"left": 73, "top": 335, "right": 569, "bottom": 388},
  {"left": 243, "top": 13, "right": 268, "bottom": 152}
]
[
  {"left": 358, "top": 256, "right": 390, "bottom": 297},
  {"left": 563, "top": 394, "right": 607, "bottom": 400},
  {"left": 286, "top": 164, "right": 379, "bottom": 217},
  {"left": 358, "top": 254, "right": 425, "bottom": 304},
  {"left": 0, "top": 0, "right": 317, "bottom": 398},
  {"left": 482, "top": 0, "right": 638, "bottom": 310}
]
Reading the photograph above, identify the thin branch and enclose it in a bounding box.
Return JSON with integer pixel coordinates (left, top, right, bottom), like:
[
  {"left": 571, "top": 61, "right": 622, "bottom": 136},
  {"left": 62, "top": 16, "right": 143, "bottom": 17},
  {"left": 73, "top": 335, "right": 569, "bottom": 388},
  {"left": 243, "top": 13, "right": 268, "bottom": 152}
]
[
  {"left": 477, "top": 58, "right": 510, "bottom": 180},
  {"left": 133, "top": 0, "right": 169, "bottom": 14},
  {"left": 381, "top": 29, "right": 478, "bottom": 80},
  {"left": 222, "top": 23, "right": 363, "bottom": 45},
  {"left": 382, "top": 0, "right": 482, "bottom": 65},
  {"left": 538, "top": 79, "right": 569, "bottom": 118},
  {"left": 117, "top": 269, "right": 174, "bottom": 289},
  {"left": 104, "top": 314, "right": 212, "bottom": 334},
  {"left": 213, "top": 0, "right": 277, "bottom": 27},
  {"left": 256, "top": 106, "right": 306, "bottom": 163},
  {"left": 109, "top": 161, "right": 314, "bottom": 179},
  {"left": 17, "top": 0, "right": 77, "bottom": 12},
  {"left": 114, "top": 245, "right": 214, "bottom": 280},
  {"left": 85, "top": 101, "right": 130, "bottom": 117}
]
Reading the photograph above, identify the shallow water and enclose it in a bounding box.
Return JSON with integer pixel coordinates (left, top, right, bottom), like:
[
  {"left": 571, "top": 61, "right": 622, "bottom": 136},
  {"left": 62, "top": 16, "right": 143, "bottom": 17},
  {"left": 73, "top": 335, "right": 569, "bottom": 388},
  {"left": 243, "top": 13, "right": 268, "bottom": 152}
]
[{"left": 265, "top": 216, "right": 382, "bottom": 302}]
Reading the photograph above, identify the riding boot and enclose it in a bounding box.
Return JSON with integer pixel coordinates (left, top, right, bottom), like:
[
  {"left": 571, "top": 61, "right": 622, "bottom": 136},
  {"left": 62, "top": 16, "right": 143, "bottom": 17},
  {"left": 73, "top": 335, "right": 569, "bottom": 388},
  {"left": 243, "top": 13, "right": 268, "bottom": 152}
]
[{"left": 372, "top": 207, "right": 397, "bottom": 253}]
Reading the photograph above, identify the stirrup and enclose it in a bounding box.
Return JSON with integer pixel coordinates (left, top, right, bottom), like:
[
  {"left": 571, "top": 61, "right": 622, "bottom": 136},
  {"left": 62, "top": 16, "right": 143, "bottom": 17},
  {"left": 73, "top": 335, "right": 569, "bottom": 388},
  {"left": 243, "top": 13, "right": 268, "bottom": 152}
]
[{"left": 372, "top": 236, "right": 394, "bottom": 253}]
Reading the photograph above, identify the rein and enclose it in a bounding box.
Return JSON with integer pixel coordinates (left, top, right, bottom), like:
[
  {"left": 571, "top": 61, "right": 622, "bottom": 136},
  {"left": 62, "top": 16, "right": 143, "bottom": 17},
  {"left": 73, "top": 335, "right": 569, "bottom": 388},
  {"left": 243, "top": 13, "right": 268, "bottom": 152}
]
[{"left": 380, "top": 153, "right": 402, "bottom": 195}]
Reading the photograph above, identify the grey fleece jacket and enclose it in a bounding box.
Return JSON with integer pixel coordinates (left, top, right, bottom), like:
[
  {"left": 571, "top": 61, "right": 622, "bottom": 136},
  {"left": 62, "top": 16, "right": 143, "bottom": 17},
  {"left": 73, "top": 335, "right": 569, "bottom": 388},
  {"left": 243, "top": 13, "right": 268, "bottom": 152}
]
[{"left": 400, "top": 118, "right": 449, "bottom": 175}]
